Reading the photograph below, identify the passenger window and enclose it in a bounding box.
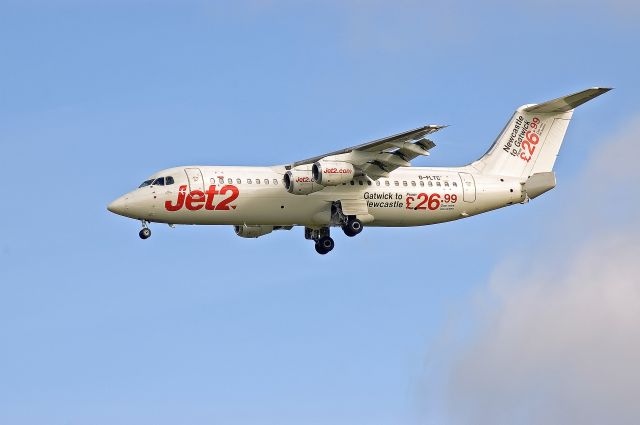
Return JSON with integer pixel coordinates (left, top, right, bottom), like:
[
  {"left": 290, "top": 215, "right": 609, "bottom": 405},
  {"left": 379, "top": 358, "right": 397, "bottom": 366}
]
[
  {"left": 264, "top": 179, "right": 269, "bottom": 185},
  {"left": 247, "top": 178, "right": 252, "bottom": 184},
  {"left": 367, "top": 181, "right": 372, "bottom": 186},
  {"left": 411, "top": 181, "right": 416, "bottom": 187},
  {"left": 228, "top": 178, "right": 233, "bottom": 184},
  {"left": 453, "top": 182, "right": 458, "bottom": 187},
  {"left": 273, "top": 179, "right": 278, "bottom": 185},
  {"left": 394, "top": 181, "right": 399, "bottom": 186},
  {"left": 256, "top": 179, "right": 260, "bottom": 184},
  {"left": 358, "top": 180, "right": 363, "bottom": 186},
  {"left": 436, "top": 182, "right": 441, "bottom": 187},
  {"left": 376, "top": 181, "right": 381, "bottom": 186},
  {"left": 152, "top": 177, "right": 165, "bottom": 186},
  {"left": 218, "top": 178, "right": 224, "bottom": 184},
  {"left": 428, "top": 181, "right": 433, "bottom": 187},
  {"left": 165, "top": 176, "right": 175, "bottom": 185},
  {"left": 385, "top": 180, "right": 390, "bottom": 186},
  {"left": 445, "top": 182, "right": 449, "bottom": 187},
  {"left": 402, "top": 181, "right": 407, "bottom": 187},
  {"left": 236, "top": 178, "right": 241, "bottom": 184},
  {"left": 350, "top": 181, "right": 355, "bottom": 185},
  {"left": 419, "top": 181, "right": 424, "bottom": 187}
]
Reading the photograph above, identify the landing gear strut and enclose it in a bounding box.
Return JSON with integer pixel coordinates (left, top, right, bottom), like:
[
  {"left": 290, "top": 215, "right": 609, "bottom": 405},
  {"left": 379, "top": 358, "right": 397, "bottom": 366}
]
[
  {"left": 331, "top": 202, "right": 364, "bottom": 238},
  {"left": 305, "top": 227, "right": 334, "bottom": 255},
  {"left": 139, "top": 221, "right": 151, "bottom": 240}
]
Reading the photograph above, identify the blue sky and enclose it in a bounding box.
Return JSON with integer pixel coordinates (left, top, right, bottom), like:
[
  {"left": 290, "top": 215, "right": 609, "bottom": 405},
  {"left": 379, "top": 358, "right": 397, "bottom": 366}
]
[{"left": 1, "top": 1, "right": 639, "bottom": 424}]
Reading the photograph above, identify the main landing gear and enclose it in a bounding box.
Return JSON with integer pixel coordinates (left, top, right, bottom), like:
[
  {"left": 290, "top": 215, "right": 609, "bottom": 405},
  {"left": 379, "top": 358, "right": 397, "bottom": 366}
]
[
  {"left": 305, "top": 227, "right": 334, "bottom": 255},
  {"left": 315, "top": 236, "right": 335, "bottom": 255},
  {"left": 305, "top": 214, "right": 364, "bottom": 255},
  {"left": 139, "top": 221, "right": 151, "bottom": 240},
  {"left": 342, "top": 216, "right": 363, "bottom": 237}
]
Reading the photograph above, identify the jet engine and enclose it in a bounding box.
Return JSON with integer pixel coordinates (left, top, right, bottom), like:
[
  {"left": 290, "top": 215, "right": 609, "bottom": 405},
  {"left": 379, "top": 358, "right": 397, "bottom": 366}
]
[
  {"left": 283, "top": 169, "right": 324, "bottom": 195},
  {"left": 234, "top": 224, "right": 274, "bottom": 238},
  {"left": 312, "top": 161, "right": 355, "bottom": 186}
]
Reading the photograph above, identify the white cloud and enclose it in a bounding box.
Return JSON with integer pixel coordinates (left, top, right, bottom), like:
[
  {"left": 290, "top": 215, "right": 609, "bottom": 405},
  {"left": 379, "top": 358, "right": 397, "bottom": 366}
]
[{"left": 422, "top": 115, "right": 640, "bottom": 425}]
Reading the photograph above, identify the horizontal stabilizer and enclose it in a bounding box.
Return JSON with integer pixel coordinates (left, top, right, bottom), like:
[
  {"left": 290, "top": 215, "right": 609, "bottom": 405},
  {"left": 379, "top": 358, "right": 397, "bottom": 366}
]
[
  {"left": 524, "top": 87, "right": 612, "bottom": 113},
  {"left": 524, "top": 172, "right": 556, "bottom": 199}
]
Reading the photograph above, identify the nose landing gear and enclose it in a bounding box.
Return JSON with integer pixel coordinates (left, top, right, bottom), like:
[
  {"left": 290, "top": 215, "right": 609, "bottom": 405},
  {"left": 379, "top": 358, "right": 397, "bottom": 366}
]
[{"left": 139, "top": 221, "right": 151, "bottom": 240}]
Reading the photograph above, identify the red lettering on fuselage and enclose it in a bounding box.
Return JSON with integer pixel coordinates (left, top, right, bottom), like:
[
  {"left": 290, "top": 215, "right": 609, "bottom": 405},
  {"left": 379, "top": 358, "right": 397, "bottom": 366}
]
[
  {"left": 164, "top": 184, "right": 239, "bottom": 211},
  {"left": 165, "top": 185, "right": 188, "bottom": 211},
  {"left": 185, "top": 190, "right": 205, "bottom": 210},
  {"left": 205, "top": 185, "right": 219, "bottom": 210}
]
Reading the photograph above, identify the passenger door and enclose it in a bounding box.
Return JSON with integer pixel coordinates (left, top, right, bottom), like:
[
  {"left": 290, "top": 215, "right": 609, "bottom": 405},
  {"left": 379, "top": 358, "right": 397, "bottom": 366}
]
[{"left": 185, "top": 168, "right": 205, "bottom": 192}]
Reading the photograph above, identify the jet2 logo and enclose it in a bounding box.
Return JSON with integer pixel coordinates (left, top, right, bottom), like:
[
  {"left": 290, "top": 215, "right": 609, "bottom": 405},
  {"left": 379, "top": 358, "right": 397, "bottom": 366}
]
[
  {"left": 323, "top": 167, "right": 352, "bottom": 174},
  {"left": 165, "top": 185, "right": 239, "bottom": 211}
]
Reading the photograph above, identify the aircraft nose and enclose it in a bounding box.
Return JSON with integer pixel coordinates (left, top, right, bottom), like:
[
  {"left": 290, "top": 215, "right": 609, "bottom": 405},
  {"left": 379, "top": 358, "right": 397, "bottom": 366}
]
[{"left": 107, "top": 195, "right": 128, "bottom": 216}]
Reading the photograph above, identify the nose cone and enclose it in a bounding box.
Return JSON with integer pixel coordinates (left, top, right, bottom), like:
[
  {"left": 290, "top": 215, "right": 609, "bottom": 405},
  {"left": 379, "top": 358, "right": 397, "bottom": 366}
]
[{"left": 107, "top": 195, "right": 128, "bottom": 216}]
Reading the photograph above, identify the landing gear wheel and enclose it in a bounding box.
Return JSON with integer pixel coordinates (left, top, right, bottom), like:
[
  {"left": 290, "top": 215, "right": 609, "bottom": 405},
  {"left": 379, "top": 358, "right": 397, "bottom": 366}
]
[
  {"left": 342, "top": 217, "right": 363, "bottom": 237},
  {"left": 314, "top": 236, "right": 335, "bottom": 255},
  {"left": 139, "top": 228, "right": 151, "bottom": 239}
]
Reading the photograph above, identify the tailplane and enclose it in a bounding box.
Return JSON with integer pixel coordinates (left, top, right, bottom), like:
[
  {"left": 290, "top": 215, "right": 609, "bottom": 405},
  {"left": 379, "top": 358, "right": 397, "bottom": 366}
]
[{"left": 470, "top": 87, "right": 611, "bottom": 180}]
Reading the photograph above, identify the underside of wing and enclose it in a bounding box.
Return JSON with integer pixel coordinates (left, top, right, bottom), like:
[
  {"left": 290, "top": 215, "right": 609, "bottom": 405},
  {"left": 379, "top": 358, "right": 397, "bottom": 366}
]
[{"left": 288, "top": 124, "right": 446, "bottom": 179}]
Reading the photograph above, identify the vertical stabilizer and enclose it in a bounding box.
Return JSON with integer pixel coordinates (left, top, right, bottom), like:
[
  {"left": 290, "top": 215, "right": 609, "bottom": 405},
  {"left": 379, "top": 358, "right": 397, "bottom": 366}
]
[{"left": 470, "top": 88, "right": 611, "bottom": 179}]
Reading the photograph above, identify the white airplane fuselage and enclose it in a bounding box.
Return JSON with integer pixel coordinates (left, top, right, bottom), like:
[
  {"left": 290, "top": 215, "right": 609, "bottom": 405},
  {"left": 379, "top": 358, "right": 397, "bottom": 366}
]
[{"left": 108, "top": 165, "right": 524, "bottom": 227}]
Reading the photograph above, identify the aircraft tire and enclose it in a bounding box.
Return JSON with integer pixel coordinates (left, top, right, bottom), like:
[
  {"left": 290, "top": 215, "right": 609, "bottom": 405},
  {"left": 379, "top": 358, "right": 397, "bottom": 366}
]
[
  {"left": 139, "top": 228, "right": 151, "bottom": 239},
  {"left": 342, "top": 218, "right": 363, "bottom": 237},
  {"left": 315, "top": 236, "right": 334, "bottom": 254}
]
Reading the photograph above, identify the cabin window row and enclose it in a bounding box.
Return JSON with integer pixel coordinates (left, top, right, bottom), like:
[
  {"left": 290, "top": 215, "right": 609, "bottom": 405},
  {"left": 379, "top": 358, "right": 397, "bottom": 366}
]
[
  {"left": 141, "top": 176, "right": 458, "bottom": 188},
  {"left": 212, "top": 178, "right": 281, "bottom": 186},
  {"left": 343, "top": 180, "right": 457, "bottom": 188}
]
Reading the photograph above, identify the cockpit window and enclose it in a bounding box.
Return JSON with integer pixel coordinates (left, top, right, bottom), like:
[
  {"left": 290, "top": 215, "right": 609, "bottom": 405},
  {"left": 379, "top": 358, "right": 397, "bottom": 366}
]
[
  {"left": 166, "top": 176, "right": 175, "bottom": 185},
  {"left": 139, "top": 179, "right": 154, "bottom": 188},
  {"left": 152, "top": 177, "right": 165, "bottom": 186}
]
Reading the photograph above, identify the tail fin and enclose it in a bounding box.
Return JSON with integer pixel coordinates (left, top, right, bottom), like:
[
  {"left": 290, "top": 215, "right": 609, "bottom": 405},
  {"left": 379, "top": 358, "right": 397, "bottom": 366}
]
[{"left": 470, "top": 87, "right": 611, "bottom": 180}]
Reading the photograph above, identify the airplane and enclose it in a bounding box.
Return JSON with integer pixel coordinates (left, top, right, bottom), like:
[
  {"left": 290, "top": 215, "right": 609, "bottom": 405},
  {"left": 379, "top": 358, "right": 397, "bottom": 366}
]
[{"left": 107, "top": 87, "right": 610, "bottom": 254}]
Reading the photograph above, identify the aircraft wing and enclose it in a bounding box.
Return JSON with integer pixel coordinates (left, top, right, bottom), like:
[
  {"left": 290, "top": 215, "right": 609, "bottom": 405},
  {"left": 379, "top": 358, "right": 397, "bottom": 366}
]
[{"left": 288, "top": 124, "right": 446, "bottom": 179}]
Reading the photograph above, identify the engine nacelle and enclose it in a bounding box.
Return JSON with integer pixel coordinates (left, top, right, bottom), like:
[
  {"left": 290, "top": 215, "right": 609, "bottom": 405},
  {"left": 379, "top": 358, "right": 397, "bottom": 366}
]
[
  {"left": 312, "top": 161, "right": 355, "bottom": 186},
  {"left": 234, "top": 224, "right": 274, "bottom": 238},
  {"left": 283, "top": 169, "right": 324, "bottom": 195}
]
